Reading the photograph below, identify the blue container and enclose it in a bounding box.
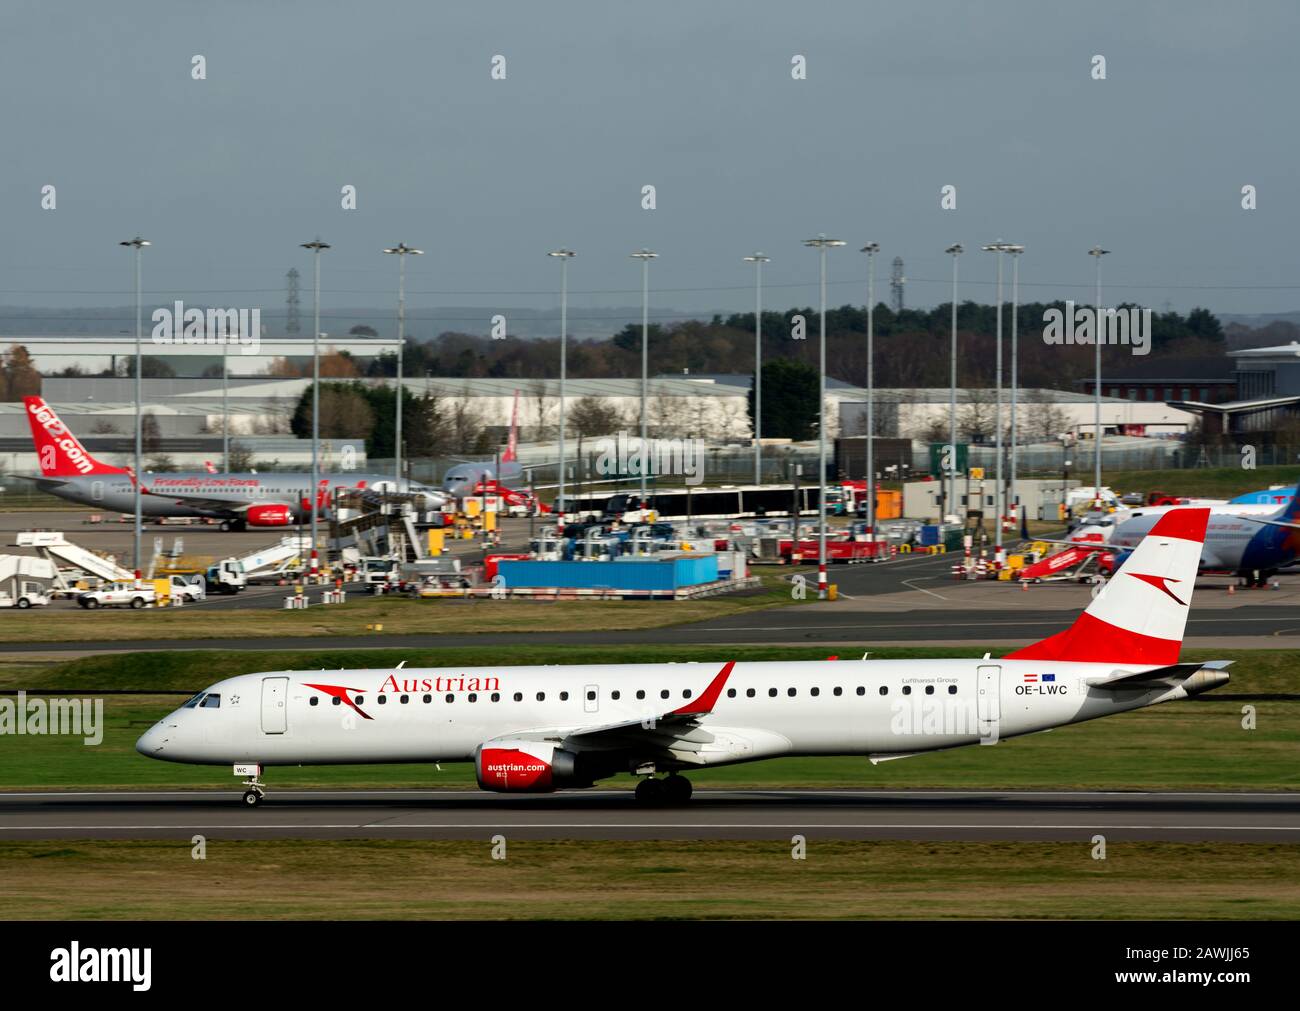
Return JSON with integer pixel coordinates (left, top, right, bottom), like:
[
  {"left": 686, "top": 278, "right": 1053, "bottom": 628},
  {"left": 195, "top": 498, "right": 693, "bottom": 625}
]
[
  {"left": 919, "top": 524, "right": 940, "bottom": 546},
  {"left": 498, "top": 555, "right": 718, "bottom": 591}
]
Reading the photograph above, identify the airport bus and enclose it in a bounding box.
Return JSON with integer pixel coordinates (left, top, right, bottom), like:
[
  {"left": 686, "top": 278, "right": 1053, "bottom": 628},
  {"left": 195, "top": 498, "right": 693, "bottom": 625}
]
[{"left": 561, "top": 483, "right": 826, "bottom": 521}]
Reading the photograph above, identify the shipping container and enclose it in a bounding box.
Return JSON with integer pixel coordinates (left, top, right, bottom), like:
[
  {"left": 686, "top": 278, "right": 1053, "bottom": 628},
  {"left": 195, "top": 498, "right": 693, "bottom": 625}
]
[{"left": 497, "top": 555, "right": 719, "bottom": 591}]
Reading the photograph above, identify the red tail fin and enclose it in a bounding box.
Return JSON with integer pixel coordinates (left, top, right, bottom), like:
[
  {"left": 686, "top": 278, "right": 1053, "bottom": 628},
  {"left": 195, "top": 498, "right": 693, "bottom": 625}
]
[
  {"left": 23, "top": 396, "right": 127, "bottom": 477},
  {"left": 503, "top": 388, "right": 519, "bottom": 463}
]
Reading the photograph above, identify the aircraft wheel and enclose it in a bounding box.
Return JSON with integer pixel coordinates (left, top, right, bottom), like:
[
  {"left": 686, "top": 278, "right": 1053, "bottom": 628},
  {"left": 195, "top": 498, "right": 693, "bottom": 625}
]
[
  {"left": 634, "top": 777, "right": 665, "bottom": 805},
  {"left": 219, "top": 520, "right": 232, "bottom": 532},
  {"left": 242, "top": 789, "right": 263, "bottom": 808},
  {"left": 662, "top": 774, "right": 692, "bottom": 805}
]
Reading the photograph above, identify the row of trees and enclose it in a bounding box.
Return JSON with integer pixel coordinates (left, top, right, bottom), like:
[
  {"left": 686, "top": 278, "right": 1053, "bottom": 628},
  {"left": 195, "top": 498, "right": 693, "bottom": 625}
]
[{"left": 341, "top": 302, "right": 1224, "bottom": 393}]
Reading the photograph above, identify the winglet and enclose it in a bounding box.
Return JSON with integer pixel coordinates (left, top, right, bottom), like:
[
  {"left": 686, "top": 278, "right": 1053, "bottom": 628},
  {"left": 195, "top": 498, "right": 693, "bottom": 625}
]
[{"left": 670, "top": 661, "right": 735, "bottom": 717}]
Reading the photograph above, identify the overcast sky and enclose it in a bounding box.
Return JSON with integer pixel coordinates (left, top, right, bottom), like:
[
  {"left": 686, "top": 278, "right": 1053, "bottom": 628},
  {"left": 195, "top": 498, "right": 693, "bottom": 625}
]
[{"left": 4, "top": 0, "right": 1299, "bottom": 330}]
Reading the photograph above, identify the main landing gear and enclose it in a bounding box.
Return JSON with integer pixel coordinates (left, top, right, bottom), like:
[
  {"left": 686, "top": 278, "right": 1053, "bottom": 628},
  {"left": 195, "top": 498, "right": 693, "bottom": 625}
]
[
  {"left": 635, "top": 774, "right": 692, "bottom": 806},
  {"left": 241, "top": 772, "right": 267, "bottom": 807}
]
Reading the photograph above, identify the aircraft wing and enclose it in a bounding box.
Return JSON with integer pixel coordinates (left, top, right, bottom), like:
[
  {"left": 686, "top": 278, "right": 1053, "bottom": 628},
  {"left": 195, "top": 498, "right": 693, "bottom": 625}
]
[
  {"left": 1242, "top": 516, "right": 1300, "bottom": 532},
  {"left": 486, "top": 661, "right": 736, "bottom": 753},
  {"left": 140, "top": 487, "right": 275, "bottom": 515}
]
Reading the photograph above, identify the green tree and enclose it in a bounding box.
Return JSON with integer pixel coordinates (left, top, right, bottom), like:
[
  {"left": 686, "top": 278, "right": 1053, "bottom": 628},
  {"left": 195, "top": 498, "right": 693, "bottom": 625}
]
[{"left": 750, "top": 358, "right": 818, "bottom": 440}]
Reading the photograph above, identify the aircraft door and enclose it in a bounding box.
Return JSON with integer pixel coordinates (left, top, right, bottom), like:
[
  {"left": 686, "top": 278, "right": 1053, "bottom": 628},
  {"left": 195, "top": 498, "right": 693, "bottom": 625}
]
[
  {"left": 977, "top": 665, "right": 1000, "bottom": 744},
  {"left": 261, "top": 676, "right": 288, "bottom": 734},
  {"left": 91, "top": 480, "right": 104, "bottom": 502},
  {"left": 583, "top": 684, "right": 599, "bottom": 714}
]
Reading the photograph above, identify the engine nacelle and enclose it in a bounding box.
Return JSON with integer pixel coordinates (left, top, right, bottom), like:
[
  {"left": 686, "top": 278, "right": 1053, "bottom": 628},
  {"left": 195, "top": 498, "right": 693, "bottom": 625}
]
[
  {"left": 246, "top": 503, "right": 293, "bottom": 527},
  {"left": 475, "top": 740, "right": 584, "bottom": 792}
]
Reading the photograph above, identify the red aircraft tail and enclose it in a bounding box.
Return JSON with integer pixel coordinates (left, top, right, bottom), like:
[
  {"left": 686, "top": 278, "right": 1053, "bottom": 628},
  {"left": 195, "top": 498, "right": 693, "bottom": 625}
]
[
  {"left": 23, "top": 396, "right": 127, "bottom": 478},
  {"left": 503, "top": 389, "right": 519, "bottom": 463}
]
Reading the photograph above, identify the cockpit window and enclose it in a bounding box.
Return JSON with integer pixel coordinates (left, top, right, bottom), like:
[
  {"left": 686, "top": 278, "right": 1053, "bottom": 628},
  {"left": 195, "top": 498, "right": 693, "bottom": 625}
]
[
  {"left": 183, "top": 692, "right": 206, "bottom": 709},
  {"left": 200, "top": 694, "right": 221, "bottom": 708}
]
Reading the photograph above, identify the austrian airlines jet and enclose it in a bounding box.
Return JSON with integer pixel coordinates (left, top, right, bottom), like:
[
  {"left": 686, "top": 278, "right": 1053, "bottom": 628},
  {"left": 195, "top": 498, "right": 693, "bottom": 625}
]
[
  {"left": 21, "top": 396, "right": 446, "bottom": 529},
  {"left": 137, "top": 508, "right": 1228, "bottom": 806}
]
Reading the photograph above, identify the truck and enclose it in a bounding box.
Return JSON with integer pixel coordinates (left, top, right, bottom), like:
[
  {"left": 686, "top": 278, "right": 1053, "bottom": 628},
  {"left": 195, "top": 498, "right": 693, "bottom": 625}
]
[
  {"left": 77, "top": 575, "right": 203, "bottom": 609},
  {"left": 77, "top": 581, "right": 156, "bottom": 609},
  {"left": 0, "top": 554, "right": 56, "bottom": 608}
]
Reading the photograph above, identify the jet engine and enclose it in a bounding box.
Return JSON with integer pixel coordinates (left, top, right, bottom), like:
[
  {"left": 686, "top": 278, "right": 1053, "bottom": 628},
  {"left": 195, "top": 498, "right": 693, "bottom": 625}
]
[
  {"left": 474, "top": 740, "right": 588, "bottom": 792},
  {"left": 246, "top": 504, "right": 293, "bottom": 527}
]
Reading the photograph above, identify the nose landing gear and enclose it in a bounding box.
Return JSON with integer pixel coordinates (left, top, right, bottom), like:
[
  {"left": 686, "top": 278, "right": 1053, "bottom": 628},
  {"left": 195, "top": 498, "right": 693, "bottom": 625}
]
[{"left": 239, "top": 768, "right": 266, "bottom": 807}]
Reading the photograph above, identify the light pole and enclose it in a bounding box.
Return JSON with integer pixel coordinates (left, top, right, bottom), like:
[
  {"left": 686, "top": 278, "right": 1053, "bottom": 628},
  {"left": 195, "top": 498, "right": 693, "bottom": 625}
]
[
  {"left": 945, "top": 244, "right": 963, "bottom": 521},
  {"left": 221, "top": 327, "right": 229, "bottom": 472},
  {"left": 1088, "top": 246, "right": 1110, "bottom": 506},
  {"left": 860, "top": 242, "right": 879, "bottom": 536},
  {"left": 301, "top": 238, "right": 330, "bottom": 582},
  {"left": 803, "top": 234, "right": 846, "bottom": 599},
  {"left": 630, "top": 249, "right": 657, "bottom": 506},
  {"left": 119, "top": 236, "right": 150, "bottom": 576},
  {"left": 1006, "top": 244, "right": 1025, "bottom": 531},
  {"left": 548, "top": 248, "right": 576, "bottom": 519},
  {"left": 982, "top": 241, "right": 1013, "bottom": 557},
  {"left": 743, "top": 252, "right": 770, "bottom": 485},
  {"left": 383, "top": 243, "right": 423, "bottom": 490}
]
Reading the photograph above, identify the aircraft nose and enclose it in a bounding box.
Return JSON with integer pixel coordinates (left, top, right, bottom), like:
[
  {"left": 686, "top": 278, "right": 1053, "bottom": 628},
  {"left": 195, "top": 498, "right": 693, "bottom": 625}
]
[{"left": 135, "top": 723, "right": 167, "bottom": 756}]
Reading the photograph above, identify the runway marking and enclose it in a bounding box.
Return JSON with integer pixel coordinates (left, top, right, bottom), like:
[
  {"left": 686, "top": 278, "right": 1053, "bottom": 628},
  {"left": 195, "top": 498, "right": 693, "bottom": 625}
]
[
  {"left": 901, "top": 578, "right": 948, "bottom": 601},
  {"left": 0, "top": 823, "right": 1297, "bottom": 832},
  {"left": 1, "top": 789, "right": 1297, "bottom": 799}
]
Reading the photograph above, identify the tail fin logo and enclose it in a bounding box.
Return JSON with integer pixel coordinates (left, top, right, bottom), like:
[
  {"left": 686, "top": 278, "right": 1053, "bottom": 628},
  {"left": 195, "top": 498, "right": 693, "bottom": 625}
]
[
  {"left": 1129, "top": 572, "right": 1187, "bottom": 606},
  {"left": 23, "top": 396, "right": 123, "bottom": 477}
]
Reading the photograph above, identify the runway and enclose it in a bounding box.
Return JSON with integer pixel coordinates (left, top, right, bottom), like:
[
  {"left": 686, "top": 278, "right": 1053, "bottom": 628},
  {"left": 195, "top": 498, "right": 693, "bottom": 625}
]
[{"left": 1, "top": 788, "right": 1297, "bottom": 842}]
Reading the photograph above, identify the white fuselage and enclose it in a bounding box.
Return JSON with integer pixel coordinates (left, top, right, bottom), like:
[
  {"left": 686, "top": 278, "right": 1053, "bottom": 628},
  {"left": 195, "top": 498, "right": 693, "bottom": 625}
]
[{"left": 136, "top": 658, "right": 1192, "bottom": 771}]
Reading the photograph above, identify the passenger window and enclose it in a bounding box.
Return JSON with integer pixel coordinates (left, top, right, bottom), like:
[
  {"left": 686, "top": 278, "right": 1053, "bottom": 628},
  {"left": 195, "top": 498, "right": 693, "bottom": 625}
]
[
  {"left": 948, "top": 685, "right": 957, "bottom": 695},
  {"left": 787, "top": 687, "right": 796, "bottom": 697},
  {"left": 636, "top": 690, "right": 646, "bottom": 700},
  {"left": 309, "top": 697, "right": 319, "bottom": 706},
  {"left": 833, "top": 687, "right": 842, "bottom": 697},
  {"left": 746, "top": 688, "right": 756, "bottom": 698},
  {"left": 513, "top": 692, "right": 523, "bottom": 702},
  {"left": 768, "top": 688, "right": 777, "bottom": 697},
  {"left": 423, "top": 694, "right": 432, "bottom": 703},
  {"left": 536, "top": 692, "right": 545, "bottom": 701},
  {"left": 559, "top": 692, "right": 568, "bottom": 701},
  {"left": 491, "top": 692, "right": 500, "bottom": 702},
  {"left": 726, "top": 688, "right": 736, "bottom": 698},
  {"left": 925, "top": 685, "right": 934, "bottom": 695},
  {"left": 611, "top": 691, "right": 621, "bottom": 700},
  {"left": 682, "top": 689, "right": 692, "bottom": 699},
  {"left": 587, "top": 690, "right": 596, "bottom": 701},
  {"left": 810, "top": 687, "right": 820, "bottom": 697},
  {"left": 902, "top": 686, "right": 911, "bottom": 696},
  {"left": 445, "top": 694, "right": 454, "bottom": 703},
  {"left": 468, "top": 693, "right": 477, "bottom": 702},
  {"left": 660, "top": 690, "right": 670, "bottom": 700},
  {"left": 332, "top": 697, "right": 341, "bottom": 706},
  {"left": 400, "top": 694, "right": 409, "bottom": 704},
  {"left": 377, "top": 695, "right": 387, "bottom": 704}
]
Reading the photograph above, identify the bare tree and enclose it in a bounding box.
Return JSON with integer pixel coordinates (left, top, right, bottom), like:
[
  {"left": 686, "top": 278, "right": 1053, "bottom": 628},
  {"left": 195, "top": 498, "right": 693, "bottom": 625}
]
[
  {"left": 527, "top": 379, "right": 555, "bottom": 441},
  {"left": 568, "top": 395, "right": 622, "bottom": 438}
]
